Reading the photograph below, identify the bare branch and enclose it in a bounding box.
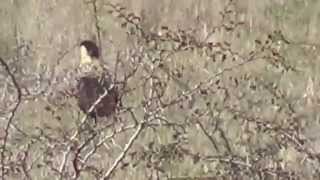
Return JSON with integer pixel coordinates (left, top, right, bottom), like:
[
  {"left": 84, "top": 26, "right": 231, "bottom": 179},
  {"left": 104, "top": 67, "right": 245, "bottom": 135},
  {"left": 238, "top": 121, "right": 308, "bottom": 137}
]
[
  {"left": 0, "top": 57, "right": 22, "bottom": 179},
  {"left": 101, "top": 122, "right": 145, "bottom": 179}
]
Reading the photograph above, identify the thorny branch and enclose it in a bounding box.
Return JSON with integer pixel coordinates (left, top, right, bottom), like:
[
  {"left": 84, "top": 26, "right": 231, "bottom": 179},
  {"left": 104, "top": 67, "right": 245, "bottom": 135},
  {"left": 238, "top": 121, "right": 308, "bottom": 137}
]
[
  {"left": 58, "top": 83, "right": 116, "bottom": 178},
  {"left": 2, "top": 1, "right": 320, "bottom": 179},
  {"left": 0, "top": 57, "right": 22, "bottom": 179},
  {"left": 102, "top": 122, "right": 145, "bottom": 180}
]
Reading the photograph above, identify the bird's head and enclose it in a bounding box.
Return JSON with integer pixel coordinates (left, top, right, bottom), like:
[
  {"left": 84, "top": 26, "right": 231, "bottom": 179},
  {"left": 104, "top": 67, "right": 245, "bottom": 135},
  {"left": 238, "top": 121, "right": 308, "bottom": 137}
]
[{"left": 79, "top": 40, "right": 100, "bottom": 67}]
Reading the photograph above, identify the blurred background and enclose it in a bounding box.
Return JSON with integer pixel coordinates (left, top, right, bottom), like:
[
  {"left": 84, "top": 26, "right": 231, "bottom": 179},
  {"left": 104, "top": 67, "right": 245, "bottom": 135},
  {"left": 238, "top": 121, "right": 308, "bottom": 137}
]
[{"left": 1, "top": 0, "right": 320, "bottom": 179}]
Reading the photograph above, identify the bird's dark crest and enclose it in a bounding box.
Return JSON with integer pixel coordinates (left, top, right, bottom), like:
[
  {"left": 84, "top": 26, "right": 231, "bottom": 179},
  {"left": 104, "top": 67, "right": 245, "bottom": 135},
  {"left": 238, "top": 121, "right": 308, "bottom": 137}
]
[{"left": 80, "top": 40, "right": 100, "bottom": 59}]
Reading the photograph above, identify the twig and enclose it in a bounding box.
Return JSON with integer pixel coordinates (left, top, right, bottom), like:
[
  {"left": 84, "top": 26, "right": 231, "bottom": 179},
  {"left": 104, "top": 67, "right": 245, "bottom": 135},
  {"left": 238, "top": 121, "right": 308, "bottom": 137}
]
[
  {"left": 89, "top": 0, "right": 103, "bottom": 62},
  {"left": 0, "top": 57, "right": 22, "bottom": 178},
  {"left": 101, "top": 122, "right": 145, "bottom": 179},
  {"left": 58, "top": 83, "right": 115, "bottom": 178},
  {"left": 70, "top": 83, "right": 115, "bottom": 140},
  {"left": 81, "top": 124, "right": 137, "bottom": 165},
  {"left": 194, "top": 115, "right": 220, "bottom": 153},
  {"left": 72, "top": 132, "right": 97, "bottom": 179},
  {"left": 58, "top": 146, "right": 73, "bottom": 180}
]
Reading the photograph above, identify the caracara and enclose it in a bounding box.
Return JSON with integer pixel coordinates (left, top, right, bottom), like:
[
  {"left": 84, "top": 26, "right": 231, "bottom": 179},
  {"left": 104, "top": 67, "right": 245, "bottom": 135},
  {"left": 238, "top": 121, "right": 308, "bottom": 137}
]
[{"left": 75, "top": 40, "right": 119, "bottom": 122}]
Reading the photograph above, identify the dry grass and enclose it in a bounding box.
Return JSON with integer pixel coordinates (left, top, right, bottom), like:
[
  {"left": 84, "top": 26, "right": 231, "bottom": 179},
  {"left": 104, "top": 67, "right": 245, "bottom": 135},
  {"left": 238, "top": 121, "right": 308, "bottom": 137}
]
[{"left": 1, "top": 0, "right": 320, "bottom": 179}]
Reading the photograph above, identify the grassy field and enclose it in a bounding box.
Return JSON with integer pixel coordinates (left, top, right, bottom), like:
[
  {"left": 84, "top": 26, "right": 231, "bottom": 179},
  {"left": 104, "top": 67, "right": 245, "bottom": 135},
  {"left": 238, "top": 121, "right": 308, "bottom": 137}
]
[{"left": 1, "top": 0, "right": 320, "bottom": 179}]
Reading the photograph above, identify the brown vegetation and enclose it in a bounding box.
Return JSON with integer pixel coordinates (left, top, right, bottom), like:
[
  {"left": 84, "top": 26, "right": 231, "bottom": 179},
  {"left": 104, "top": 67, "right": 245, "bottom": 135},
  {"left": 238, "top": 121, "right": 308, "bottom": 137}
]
[{"left": 1, "top": 0, "right": 320, "bottom": 179}]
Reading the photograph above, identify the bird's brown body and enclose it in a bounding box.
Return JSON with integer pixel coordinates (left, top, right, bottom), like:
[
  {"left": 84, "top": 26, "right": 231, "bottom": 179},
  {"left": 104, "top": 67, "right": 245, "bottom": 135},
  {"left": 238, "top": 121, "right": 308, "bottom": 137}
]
[
  {"left": 75, "top": 40, "right": 119, "bottom": 121},
  {"left": 76, "top": 76, "right": 118, "bottom": 119}
]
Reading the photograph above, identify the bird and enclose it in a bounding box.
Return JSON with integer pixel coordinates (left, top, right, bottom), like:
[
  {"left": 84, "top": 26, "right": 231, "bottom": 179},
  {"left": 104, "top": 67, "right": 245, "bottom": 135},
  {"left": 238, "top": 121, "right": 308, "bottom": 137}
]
[{"left": 74, "top": 40, "right": 119, "bottom": 122}]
